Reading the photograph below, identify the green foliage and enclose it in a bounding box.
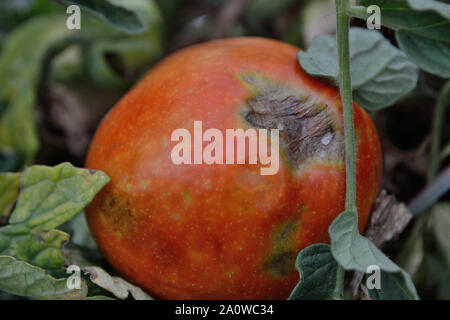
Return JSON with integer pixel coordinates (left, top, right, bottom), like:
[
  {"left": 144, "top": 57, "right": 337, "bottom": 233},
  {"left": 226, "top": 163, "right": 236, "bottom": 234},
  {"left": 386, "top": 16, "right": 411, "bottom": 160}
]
[
  {"left": 0, "top": 255, "right": 88, "bottom": 299},
  {"left": 0, "top": 163, "right": 111, "bottom": 299},
  {"left": 288, "top": 244, "right": 339, "bottom": 300},
  {"left": 329, "top": 210, "right": 419, "bottom": 299},
  {"left": 0, "top": 1, "right": 163, "bottom": 169},
  {"left": 356, "top": 0, "right": 450, "bottom": 78},
  {"left": 0, "top": 163, "right": 110, "bottom": 271},
  {"left": 298, "top": 27, "right": 418, "bottom": 110},
  {"left": 57, "top": 0, "right": 148, "bottom": 35},
  {"left": 0, "top": 16, "right": 71, "bottom": 168},
  {"left": 0, "top": 172, "right": 20, "bottom": 222},
  {"left": 396, "top": 31, "right": 450, "bottom": 79}
]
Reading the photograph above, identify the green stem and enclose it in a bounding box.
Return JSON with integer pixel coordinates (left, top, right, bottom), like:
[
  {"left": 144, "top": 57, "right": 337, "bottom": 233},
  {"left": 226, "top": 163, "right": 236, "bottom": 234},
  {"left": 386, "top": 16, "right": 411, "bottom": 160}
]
[
  {"left": 333, "top": 0, "right": 357, "bottom": 300},
  {"left": 347, "top": 5, "right": 368, "bottom": 20},
  {"left": 333, "top": 262, "right": 345, "bottom": 300},
  {"left": 336, "top": 0, "right": 357, "bottom": 214},
  {"left": 428, "top": 80, "right": 450, "bottom": 182}
]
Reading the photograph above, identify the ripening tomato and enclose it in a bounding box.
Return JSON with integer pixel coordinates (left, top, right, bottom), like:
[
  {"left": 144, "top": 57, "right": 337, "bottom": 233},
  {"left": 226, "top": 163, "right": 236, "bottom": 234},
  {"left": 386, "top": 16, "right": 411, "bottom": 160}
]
[{"left": 85, "top": 37, "right": 382, "bottom": 299}]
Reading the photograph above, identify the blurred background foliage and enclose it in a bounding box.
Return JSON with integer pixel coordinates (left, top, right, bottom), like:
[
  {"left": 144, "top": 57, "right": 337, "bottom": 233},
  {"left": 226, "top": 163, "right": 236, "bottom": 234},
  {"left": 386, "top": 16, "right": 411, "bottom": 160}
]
[{"left": 0, "top": 0, "right": 449, "bottom": 299}]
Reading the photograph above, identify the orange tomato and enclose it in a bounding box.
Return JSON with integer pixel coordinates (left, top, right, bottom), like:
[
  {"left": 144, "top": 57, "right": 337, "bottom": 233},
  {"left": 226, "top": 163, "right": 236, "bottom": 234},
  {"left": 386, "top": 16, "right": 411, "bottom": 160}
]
[{"left": 85, "top": 37, "right": 382, "bottom": 299}]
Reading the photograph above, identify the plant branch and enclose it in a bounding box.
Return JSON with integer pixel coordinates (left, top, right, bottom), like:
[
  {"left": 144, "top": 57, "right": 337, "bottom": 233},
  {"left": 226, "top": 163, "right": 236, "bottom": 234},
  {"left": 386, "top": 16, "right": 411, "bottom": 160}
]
[{"left": 428, "top": 80, "right": 450, "bottom": 181}]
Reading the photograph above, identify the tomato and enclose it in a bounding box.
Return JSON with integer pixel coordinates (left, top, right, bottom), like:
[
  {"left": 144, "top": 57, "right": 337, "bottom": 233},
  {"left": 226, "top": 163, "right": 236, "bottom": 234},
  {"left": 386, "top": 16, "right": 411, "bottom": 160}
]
[{"left": 85, "top": 37, "right": 382, "bottom": 299}]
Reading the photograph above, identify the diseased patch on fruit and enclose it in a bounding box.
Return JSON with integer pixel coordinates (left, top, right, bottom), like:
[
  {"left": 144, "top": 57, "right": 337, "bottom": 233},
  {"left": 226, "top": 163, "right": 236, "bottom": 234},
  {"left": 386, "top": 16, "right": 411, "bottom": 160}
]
[
  {"left": 99, "top": 190, "right": 138, "bottom": 237},
  {"left": 265, "top": 250, "right": 297, "bottom": 278},
  {"left": 239, "top": 73, "right": 344, "bottom": 169},
  {"left": 265, "top": 219, "right": 300, "bottom": 278}
]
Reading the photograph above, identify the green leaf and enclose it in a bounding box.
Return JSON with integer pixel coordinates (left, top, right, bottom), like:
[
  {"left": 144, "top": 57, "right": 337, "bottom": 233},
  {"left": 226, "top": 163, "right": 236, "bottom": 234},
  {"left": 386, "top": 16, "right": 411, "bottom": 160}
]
[
  {"left": 0, "top": 255, "right": 88, "bottom": 299},
  {"left": 0, "top": 229, "right": 69, "bottom": 270},
  {"left": 8, "top": 162, "right": 110, "bottom": 229},
  {"left": 298, "top": 28, "right": 418, "bottom": 110},
  {"left": 81, "top": 0, "right": 163, "bottom": 88},
  {"left": 0, "top": 172, "right": 20, "bottom": 223},
  {"left": 0, "top": 163, "right": 109, "bottom": 270},
  {"left": 83, "top": 266, "right": 153, "bottom": 300},
  {"left": 0, "top": 15, "right": 72, "bottom": 167},
  {"left": 0, "top": 88, "right": 38, "bottom": 166},
  {"left": 288, "top": 244, "right": 340, "bottom": 300},
  {"left": 358, "top": 0, "right": 450, "bottom": 43},
  {"left": 297, "top": 35, "right": 339, "bottom": 80},
  {"left": 329, "top": 210, "right": 419, "bottom": 299},
  {"left": 396, "top": 30, "right": 450, "bottom": 79},
  {"left": 406, "top": 0, "right": 450, "bottom": 20},
  {"left": 57, "top": 0, "right": 147, "bottom": 35},
  {"left": 0, "top": 15, "right": 70, "bottom": 100},
  {"left": 367, "top": 270, "right": 419, "bottom": 300}
]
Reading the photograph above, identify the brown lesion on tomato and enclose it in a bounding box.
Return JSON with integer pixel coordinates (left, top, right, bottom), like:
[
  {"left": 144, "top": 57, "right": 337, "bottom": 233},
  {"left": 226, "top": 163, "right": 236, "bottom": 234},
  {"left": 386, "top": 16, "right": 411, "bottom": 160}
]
[
  {"left": 98, "top": 189, "right": 138, "bottom": 237},
  {"left": 239, "top": 72, "right": 344, "bottom": 170},
  {"left": 265, "top": 219, "right": 301, "bottom": 278}
]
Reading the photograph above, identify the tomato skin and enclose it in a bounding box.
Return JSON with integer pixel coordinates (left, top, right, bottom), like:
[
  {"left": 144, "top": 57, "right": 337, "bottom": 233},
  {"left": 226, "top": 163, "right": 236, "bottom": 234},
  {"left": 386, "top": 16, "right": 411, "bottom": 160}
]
[{"left": 85, "top": 37, "right": 382, "bottom": 299}]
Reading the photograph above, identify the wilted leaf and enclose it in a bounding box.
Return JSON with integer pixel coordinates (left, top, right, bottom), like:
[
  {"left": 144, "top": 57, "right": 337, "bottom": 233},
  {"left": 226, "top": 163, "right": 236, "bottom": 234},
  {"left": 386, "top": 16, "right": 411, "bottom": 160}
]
[
  {"left": 288, "top": 244, "right": 340, "bottom": 300},
  {"left": 83, "top": 266, "right": 153, "bottom": 300},
  {"left": 0, "top": 255, "right": 87, "bottom": 299},
  {"left": 298, "top": 28, "right": 418, "bottom": 110}
]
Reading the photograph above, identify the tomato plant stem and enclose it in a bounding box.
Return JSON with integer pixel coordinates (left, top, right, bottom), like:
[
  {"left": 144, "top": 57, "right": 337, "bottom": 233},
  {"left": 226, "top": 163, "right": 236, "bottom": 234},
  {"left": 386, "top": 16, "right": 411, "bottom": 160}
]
[
  {"left": 333, "top": 0, "right": 356, "bottom": 299},
  {"left": 428, "top": 80, "right": 450, "bottom": 182},
  {"left": 336, "top": 0, "right": 357, "bottom": 214}
]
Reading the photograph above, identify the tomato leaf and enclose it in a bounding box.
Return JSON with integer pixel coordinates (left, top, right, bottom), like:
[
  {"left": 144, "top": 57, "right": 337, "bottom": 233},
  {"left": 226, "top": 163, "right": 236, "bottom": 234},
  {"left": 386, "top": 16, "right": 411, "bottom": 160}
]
[
  {"left": 406, "top": 0, "right": 450, "bottom": 20},
  {"left": 367, "top": 270, "right": 420, "bottom": 300},
  {"left": 0, "top": 229, "right": 69, "bottom": 270},
  {"left": 0, "top": 255, "right": 88, "bottom": 299},
  {"left": 83, "top": 266, "right": 153, "bottom": 300},
  {"left": 355, "top": 0, "right": 450, "bottom": 78},
  {"left": 396, "top": 30, "right": 450, "bottom": 79},
  {"left": 0, "top": 163, "right": 109, "bottom": 270},
  {"left": 288, "top": 244, "right": 340, "bottom": 300},
  {"left": 0, "top": 172, "right": 20, "bottom": 223},
  {"left": 358, "top": 0, "right": 450, "bottom": 43},
  {"left": 56, "top": 0, "right": 147, "bottom": 35},
  {"left": 329, "top": 210, "right": 419, "bottom": 300},
  {"left": 298, "top": 27, "right": 418, "bottom": 110}
]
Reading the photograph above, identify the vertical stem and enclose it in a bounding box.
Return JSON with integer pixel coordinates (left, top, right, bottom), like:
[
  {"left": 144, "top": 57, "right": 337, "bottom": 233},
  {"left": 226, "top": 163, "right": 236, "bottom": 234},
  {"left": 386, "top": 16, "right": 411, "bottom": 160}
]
[
  {"left": 333, "top": 0, "right": 356, "bottom": 299},
  {"left": 428, "top": 80, "right": 450, "bottom": 182},
  {"left": 336, "top": 0, "right": 357, "bottom": 214}
]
